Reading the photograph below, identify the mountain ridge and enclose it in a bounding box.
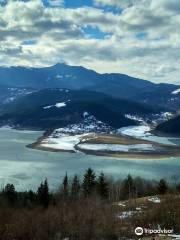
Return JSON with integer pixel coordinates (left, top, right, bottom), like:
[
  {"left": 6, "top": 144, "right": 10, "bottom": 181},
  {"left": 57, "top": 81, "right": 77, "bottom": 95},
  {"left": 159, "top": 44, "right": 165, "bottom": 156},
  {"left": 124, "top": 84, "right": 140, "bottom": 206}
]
[
  {"left": 0, "top": 88, "right": 168, "bottom": 130},
  {"left": 0, "top": 63, "right": 179, "bottom": 111}
]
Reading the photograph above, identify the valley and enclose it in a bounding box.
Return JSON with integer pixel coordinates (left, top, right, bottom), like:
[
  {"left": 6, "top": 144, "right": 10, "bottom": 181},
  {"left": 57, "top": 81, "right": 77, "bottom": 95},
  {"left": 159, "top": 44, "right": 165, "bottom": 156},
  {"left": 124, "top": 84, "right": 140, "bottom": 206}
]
[
  {"left": 0, "top": 63, "right": 179, "bottom": 189},
  {"left": 1, "top": 0, "right": 180, "bottom": 238},
  {"left": 0, "top": 64, "right": 179, "bottom": 240}
]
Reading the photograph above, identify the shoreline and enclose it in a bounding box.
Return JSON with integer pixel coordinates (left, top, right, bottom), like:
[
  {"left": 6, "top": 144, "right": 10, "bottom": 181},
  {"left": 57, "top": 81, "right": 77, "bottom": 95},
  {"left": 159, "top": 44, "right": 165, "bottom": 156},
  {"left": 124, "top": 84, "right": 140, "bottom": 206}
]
[
  {"left": 27, "top": 132, "right": 180, "bottom": 160},
  {"left": 28, "top": 141, "right": 180, "bottom": 160}
]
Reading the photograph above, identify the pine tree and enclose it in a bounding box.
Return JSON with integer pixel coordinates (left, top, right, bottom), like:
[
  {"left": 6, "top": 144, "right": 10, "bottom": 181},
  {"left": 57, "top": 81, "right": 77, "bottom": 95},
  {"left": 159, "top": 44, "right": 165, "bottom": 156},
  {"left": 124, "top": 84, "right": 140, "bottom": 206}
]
[
  {"left": 71, "top": 174, "right": 80, "bottom": 200},
  {"left": 121, "top": 175, "right": 136, "bottom": 200},
  {"left": 82, "top": 168, "right": 96, "bottom": 197},
  {"left": 158, "top": 179, "right": 168, "bottom": 195},
  {"left": 3, "top": 183, "right": 17, "bottom": 205},
  {"left": 96, "top": 172, "right": 109, "bottom": 199},
  {"left": 28, "top": 190, "right": 36, "bottom": 203},
  {"left": 37, "top": 179, "right": 49, "bottom": 208},
  {"left": 62, "top": 173, "right": 69, "bottom": 200}
]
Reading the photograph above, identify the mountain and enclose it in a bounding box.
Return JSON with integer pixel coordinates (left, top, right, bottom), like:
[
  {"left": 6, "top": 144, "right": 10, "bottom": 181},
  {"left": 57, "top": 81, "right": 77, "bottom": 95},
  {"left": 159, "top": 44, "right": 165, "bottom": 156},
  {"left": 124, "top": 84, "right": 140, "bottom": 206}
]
[
  {"left": 0, "top": 89, "right": 165, "bottom": 130},
  {"left": 0, "top": 63, "right": 153, "bottom": 90},
  {"left": 0, "top": 85, "right": 33, "bottom": 105},
  {"left": 132, "top": 84, "right": 180, "bottom": 111},
  {"left": 155, "top": 115, "right": 180, "bottom": 136},
  {"left": 0, "top": 64, "right": 179, "bottom": 110}
]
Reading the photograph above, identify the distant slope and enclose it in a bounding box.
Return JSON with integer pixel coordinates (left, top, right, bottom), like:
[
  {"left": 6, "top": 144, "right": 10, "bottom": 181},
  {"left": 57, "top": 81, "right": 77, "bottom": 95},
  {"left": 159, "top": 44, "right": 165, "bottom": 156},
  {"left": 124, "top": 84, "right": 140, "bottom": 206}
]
[
  {"left": 0, "top": 85, "right": 33, "bottom": 106},
  {"left": 0, "top": 89, "right": 164, "bottom": 130},
  {"left": 0, "top": 64, "right": 179, "bottom": 110},
  {"left": 132, "top": 84, "right": 180, "bottom": 111},
  {"left": 156, "top": 115, "right": 180, "bottom": 136},
  {"left": 0, "top": 63, "right": 152, "bottom": 90}
]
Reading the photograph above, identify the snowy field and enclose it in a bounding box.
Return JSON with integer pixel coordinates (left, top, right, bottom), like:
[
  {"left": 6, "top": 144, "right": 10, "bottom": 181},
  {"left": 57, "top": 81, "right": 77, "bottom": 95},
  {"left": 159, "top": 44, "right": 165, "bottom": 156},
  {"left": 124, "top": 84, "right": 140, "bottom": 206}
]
[
  {"left": 118, "top": 125, "right": 180, "bottom": 146},
  {"left": 78, "top": 143, "right": 156, "bottom": 152},
  {"left": 40, "top": 113, "right": 113, "bottom": 151},
  {"left": 41, "top": 133, "right": 90, "bottom": 151},
  {"left": 118, "top": 125, "right": 151, "bottom": 138}
]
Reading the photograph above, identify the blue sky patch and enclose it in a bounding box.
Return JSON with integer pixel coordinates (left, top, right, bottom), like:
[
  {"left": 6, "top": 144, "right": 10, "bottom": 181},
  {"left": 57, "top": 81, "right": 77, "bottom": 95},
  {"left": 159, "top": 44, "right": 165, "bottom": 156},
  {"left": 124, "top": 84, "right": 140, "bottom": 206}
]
[
  {"left": 135, "top": 32, "right": 148, "bottom": 40},
  {"left": 84, "top": 26, "right": 109, "bottom": 39},
  {"left": 22, "top": 40, "right": 37, "bottom": 45},
  {"left": 64, "top": 0, "right": 93, "bottom": 8}
]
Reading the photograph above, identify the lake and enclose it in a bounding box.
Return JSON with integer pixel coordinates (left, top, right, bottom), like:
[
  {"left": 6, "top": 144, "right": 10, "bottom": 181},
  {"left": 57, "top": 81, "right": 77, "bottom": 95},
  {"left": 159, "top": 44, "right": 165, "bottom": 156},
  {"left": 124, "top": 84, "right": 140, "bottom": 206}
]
[{"left": 0, "top": 127, "right": 180, "bottom": 191}]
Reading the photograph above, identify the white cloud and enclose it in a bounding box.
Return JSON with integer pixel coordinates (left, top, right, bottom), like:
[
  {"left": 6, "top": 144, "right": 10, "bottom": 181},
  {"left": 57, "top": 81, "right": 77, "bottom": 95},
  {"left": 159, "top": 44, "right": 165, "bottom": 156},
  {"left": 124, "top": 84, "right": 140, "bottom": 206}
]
[
  {"left": 94, "top": 0, "right": 145, "bottom": 8},
  {"left": 0, "top": 0, "right": 180, "bottom": 84},
  {"left": 48, "top": 0, "right": 64, "bottom": 7}
]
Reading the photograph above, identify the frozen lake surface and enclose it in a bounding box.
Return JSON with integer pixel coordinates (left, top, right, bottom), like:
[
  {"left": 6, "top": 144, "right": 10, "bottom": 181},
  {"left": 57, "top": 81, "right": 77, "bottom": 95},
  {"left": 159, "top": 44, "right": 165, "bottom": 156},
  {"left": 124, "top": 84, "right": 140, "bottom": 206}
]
[{"left": 0, "top": 127, "right": 180, "bottom": 191}]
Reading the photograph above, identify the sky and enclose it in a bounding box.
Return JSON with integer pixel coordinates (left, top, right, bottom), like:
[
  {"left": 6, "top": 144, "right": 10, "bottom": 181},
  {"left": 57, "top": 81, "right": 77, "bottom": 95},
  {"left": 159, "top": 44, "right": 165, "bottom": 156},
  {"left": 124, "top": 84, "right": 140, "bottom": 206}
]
[{"left": 0, "top": 0, "right": 180, "bottom": 84}]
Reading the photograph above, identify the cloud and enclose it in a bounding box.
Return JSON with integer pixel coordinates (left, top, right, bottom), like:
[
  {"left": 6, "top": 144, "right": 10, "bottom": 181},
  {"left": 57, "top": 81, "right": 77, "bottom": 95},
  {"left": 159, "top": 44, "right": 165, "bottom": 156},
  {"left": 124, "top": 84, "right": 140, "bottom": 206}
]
[
  {"left": 47, "top": 0, "right": 64, "bottom": 7},
  {"left": 0, "top": 0, "right": 179, "bottom": 84},
  {"left": 94, "top": 0, "right": 144, "bottom": 8},
  {"left": 151, "top": 0, "right": 180, "bottom": 13}
]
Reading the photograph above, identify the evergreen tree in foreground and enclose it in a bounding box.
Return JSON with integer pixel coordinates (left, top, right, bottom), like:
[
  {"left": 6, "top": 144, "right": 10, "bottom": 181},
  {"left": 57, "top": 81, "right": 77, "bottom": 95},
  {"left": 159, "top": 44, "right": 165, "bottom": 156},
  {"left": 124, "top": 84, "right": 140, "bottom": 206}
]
[
  {"left": 3, "top": 183, "right": 17, "bottom": 205},
  {"left": 71, "top": 174, "right": 80, "bottom": 200},
  {"left": 82, "top": 168, "right": 96, "bottom": 197},
  {"left": 96, "top": 172, "right": 109, "bottom": 199},
  {"left": 158, "top": 179, "right": 168, "bottom": 195},
  {"left": 62, "top": 172, "right": 69, "bottom": 200},
  {"left": 121, "top": 175, "right": 136, "bottom": 200},
  {"left": 37, "top": 179, "right": 49, "bottom": 208}
]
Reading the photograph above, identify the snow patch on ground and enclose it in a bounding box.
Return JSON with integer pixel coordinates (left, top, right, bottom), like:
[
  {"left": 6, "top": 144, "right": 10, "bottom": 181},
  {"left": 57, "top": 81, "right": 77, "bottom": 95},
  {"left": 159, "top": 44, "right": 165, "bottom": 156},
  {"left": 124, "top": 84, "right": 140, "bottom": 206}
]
[
  {"left": 118, "top": 125, "right": 151, "bottom": 138},
  {"left": 118, "top": 209, "right": 142, "bottom": 219},
  {"left": 118, "top": 211, "right": 135, "bottom": 219},
  {"left": 125, "top": 112, "right": 174, "bottom": 126},
  {"left": 40, "top": 115, "right": 113, "bottom": 151},
  {"left": 55, "top": 74, "right": 63, "bottom": 79},
  {"left": 78, "top": 143, "right": 155, "bottom": 152},
  {"left": 43, "top": 105, "right": 53, "bottom": 109},
  {"left": 43, "top": 102, "right": 66, "bottom": 109},
  {"left": 125, "top": 114, "right": 144, "bottom": 123},
  {"left": 54, "top": 115, "right": 113, "bottom": 135},
  {"left": 3, "top": 88, "right": 33, "bottom": 104},
  {"left": 0, "top": 125, "right": 12, "bottom": 129},
  {"left": 118, "top": 203, "right": 126, "bottom": 207},
  {"left": 161, "top": 112, "right": 173, "bottom": 118},
  {"left": 148, "top": 196, "right": 161, "bottom": 203},
  {"left": 55, "top": 102, "right": 66, "bottom": 108},
  {"left": 41, "top": 133, "right": 88, "bottom": 151},
  {"left": 118, "top": 124, "right": 179, "bottom": 145},
  {"left": 83, "top": 111, "right": 89, "bottom": 118},
  {"left": 169, "top": 234, "right": 180, "bottom": 239},
  {"left": 172, "top": 88, "right": 180, "bottom": 95},
  {"left": 136, "top": 207, "right": 142, "bottom": 211}
]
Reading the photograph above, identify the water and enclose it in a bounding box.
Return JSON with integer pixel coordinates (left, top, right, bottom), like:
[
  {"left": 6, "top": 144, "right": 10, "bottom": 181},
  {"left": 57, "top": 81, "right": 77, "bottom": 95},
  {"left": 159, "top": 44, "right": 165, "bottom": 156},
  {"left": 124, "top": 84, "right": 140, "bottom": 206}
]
[{"left": 0, "top": 127, "right": 180, "bottom": 191}]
